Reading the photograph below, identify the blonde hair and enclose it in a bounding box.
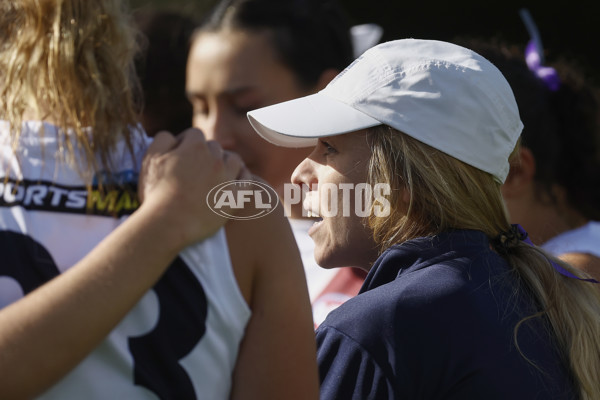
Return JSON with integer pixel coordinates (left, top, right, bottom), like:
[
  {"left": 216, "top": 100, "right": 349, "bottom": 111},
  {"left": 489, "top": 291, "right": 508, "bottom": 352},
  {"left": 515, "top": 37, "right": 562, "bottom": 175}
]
[
  {"left": 366, "top": 125, "right": 600, "bottom": 400},
  {"left": 0, "top": 0, "right": 141, "bottom": 181}
]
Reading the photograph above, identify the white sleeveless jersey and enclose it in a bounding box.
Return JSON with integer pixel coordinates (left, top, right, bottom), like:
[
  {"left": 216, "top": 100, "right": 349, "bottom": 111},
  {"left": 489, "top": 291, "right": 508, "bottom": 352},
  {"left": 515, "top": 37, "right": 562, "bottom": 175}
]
[
  {"left": 542, "top": 221, "right": 600, "bottom": 258},
  {"left": 0, "top": 121, "right": 251, "bottom": 399}
]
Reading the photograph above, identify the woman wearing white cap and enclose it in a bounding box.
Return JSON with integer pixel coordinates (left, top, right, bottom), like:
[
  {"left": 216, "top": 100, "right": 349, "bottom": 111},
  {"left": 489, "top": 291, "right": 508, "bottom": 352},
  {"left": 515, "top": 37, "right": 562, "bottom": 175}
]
[{"left": 248, "top": 39, "right": 600, "bottom": 399}]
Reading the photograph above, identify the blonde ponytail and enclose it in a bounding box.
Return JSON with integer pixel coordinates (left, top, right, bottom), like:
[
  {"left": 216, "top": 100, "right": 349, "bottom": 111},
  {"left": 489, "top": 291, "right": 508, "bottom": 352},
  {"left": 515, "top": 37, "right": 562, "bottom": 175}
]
[
  {"left": 503, "top": 245, "right": 600, "bottom": 400},
  {"left": 366, "top": 125, "right": 600, "bottom": 400}
]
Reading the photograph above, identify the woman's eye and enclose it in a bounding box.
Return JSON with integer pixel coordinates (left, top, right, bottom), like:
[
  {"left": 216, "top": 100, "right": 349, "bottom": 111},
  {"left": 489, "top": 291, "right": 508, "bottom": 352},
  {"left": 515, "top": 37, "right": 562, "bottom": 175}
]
[
  {"left": 193, "top": 108, "right": 207, "bottom": 117},
  {"left": 190, "top": 100, "right": 208, "bottom": 117},
  {"left": 232, "top": 100, "right": 262, "bottom": 116},
  {"left": 320, "top": 140, "right": 337, "bottom": 155}
]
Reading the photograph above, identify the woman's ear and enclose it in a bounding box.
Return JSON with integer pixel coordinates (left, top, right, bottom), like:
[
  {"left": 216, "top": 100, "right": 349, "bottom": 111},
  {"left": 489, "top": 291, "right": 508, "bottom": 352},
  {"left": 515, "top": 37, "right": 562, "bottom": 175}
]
[{"left": 501, "top": 146, "right": 536, "bottom": 199}]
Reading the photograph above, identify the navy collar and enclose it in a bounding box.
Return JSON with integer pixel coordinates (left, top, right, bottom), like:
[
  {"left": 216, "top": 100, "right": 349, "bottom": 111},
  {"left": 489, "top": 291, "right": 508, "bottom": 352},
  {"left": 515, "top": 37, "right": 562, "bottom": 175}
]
[{"left": 360, "top": 230, "right": 492, "bottom": 294}]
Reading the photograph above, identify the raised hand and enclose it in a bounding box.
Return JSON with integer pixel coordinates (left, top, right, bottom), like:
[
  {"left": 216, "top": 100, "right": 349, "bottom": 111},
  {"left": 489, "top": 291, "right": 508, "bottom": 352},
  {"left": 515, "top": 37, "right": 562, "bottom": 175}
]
[{"left": 139, "top": 128, "right": 248, "bottom": 247}]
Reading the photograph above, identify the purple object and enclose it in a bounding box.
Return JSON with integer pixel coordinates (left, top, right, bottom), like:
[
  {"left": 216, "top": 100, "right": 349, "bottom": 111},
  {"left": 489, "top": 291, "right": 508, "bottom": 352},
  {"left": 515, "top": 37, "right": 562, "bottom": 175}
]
[
  {"left": 524, "top": 41, "right": 561, "bottom": 91},
  {"left": 519, "top": 9, "right": 561, "bottom": 91}
]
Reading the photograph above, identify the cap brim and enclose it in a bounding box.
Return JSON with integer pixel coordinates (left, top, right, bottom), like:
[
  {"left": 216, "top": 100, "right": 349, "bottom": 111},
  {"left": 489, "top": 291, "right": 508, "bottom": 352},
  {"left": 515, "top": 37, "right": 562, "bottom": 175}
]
[{"left": 247, "top": 92, "right": 382, "bottom": 148}]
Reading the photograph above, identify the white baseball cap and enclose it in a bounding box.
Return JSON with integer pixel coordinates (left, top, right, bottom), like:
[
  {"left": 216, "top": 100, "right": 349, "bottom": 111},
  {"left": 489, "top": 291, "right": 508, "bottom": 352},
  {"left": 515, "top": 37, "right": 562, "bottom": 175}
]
[{"left": 247, "top": 38, "right": 523, "bottom": 183}]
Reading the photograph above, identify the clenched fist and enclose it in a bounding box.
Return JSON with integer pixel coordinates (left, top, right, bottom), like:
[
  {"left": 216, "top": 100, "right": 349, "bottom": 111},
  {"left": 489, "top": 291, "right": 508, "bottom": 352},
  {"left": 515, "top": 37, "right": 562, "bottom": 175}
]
[{"left": 139, "top": 128, "right": 250, "bottom": 247}]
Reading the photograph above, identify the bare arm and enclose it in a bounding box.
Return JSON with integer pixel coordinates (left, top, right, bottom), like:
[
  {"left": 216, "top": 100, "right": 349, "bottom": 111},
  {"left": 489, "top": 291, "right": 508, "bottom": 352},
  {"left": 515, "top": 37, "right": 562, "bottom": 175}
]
[
  {"left": 227, "top": 199, "right": 319, "bottom": 400},
  {"left": 0, "top": 129, "right": 244, "bottom": 399}
]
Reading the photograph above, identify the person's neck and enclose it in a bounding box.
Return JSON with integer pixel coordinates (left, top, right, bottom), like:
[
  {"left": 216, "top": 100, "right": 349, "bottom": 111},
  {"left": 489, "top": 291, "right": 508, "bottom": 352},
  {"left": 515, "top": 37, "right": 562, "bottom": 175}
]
[
  {"left": 542, "top": 203, "right": 588, "bottom": 243},
  {"left": 513, "top": 191, "right": 588, "bottom": 245}
]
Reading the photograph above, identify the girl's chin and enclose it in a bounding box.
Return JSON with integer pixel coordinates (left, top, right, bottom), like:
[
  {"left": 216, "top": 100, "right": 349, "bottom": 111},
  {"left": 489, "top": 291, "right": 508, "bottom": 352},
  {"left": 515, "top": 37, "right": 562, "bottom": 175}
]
[{"left": 313, "top": 246, "right": 346, "bottom": 270}]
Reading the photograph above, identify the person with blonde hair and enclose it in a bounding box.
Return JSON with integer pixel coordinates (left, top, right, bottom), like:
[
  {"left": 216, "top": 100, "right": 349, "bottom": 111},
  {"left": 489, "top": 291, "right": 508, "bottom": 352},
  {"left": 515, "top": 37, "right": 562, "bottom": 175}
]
[
  {"left": 0, "top": 0, "right": 318, "bottom": 398},
  {"left": 248, "top": 39, "right": 600, "bottom": 399}
]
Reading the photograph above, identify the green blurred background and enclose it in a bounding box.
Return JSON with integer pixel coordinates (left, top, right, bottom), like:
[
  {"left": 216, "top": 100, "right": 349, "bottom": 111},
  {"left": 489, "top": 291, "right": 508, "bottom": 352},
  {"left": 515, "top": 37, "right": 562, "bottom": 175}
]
[{"left": 129, "top": 0, "right": 600, "bottom": 83}]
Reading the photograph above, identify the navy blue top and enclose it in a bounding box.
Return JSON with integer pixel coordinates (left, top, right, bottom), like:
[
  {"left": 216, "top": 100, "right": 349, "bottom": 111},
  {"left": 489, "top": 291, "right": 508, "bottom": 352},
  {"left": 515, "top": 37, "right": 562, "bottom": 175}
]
[{"left": 316, "top": 230, "right": 576, "bottom": 400}]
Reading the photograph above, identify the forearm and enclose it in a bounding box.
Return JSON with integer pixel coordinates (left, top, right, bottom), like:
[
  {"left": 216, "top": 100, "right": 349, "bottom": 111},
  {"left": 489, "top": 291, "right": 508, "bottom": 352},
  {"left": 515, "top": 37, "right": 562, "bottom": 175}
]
[{"left": 0, "top": 204, "right": 184, "bottom": 398}]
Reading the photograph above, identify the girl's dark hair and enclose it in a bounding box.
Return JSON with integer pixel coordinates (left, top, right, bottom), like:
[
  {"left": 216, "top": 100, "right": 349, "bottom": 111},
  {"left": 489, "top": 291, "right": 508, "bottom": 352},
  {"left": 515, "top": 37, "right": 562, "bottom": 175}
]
[
  {"left": 198, "top": 0, "right": 354, "bottom": 89},
  {"left": 455, "top": 37, "right": 600, "bottom": 220},
  {"left": 134, "top": 10, "right": 198, "bottom": 136}
]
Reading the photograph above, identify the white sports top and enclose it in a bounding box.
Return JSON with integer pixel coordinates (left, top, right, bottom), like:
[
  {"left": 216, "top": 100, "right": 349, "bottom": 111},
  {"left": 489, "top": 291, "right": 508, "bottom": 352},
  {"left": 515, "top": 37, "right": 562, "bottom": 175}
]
[
  {"left": 0, "top": 121, "right": 251, "bottom": 399},
  {"left": 542, "top": 221, "right": 600, "bottom": 258}
]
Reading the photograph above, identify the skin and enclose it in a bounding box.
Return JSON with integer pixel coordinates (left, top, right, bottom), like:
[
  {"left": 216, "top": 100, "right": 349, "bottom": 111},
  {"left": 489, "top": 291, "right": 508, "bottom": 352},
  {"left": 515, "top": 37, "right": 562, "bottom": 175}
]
[
  {"left": 0, "top": 130, "right": 244, "bottom": 397},
  {"left": 186, "top": 29, "right": 336, "bottom": 218},
  {"left": 291, "top": 131, "right": 379, "bottom": 271},
  {"left": 0, "top": 130, "right": 319, "bottom": 399},
  {"left": 502, "top": 146, "right": 600, "bottom": 281},
  {"left": 226, "top": 198, "right": 318, "bottom": 400}
]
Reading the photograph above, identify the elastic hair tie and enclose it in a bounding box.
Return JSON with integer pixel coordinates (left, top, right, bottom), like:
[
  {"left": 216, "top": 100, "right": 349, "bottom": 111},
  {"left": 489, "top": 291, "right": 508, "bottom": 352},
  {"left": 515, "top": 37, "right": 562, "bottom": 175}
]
[
  {"left": 491, "top": 225, "right": 524, "bottom": 255},
  {"left": 514, "top": 224, "right": 599, "bottom": 283},
  {"left": 519, "top": 9, "right": 561, "bottom": 91}
]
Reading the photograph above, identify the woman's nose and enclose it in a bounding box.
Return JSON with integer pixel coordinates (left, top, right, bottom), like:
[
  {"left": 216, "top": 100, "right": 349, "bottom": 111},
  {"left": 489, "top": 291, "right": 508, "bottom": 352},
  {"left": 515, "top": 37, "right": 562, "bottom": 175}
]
[
  {"left": 291, "top": 157, "right": 318, "bottom": 189},
  {"left": 193, "top": 110, "right": 236, "bottom": 151}
]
